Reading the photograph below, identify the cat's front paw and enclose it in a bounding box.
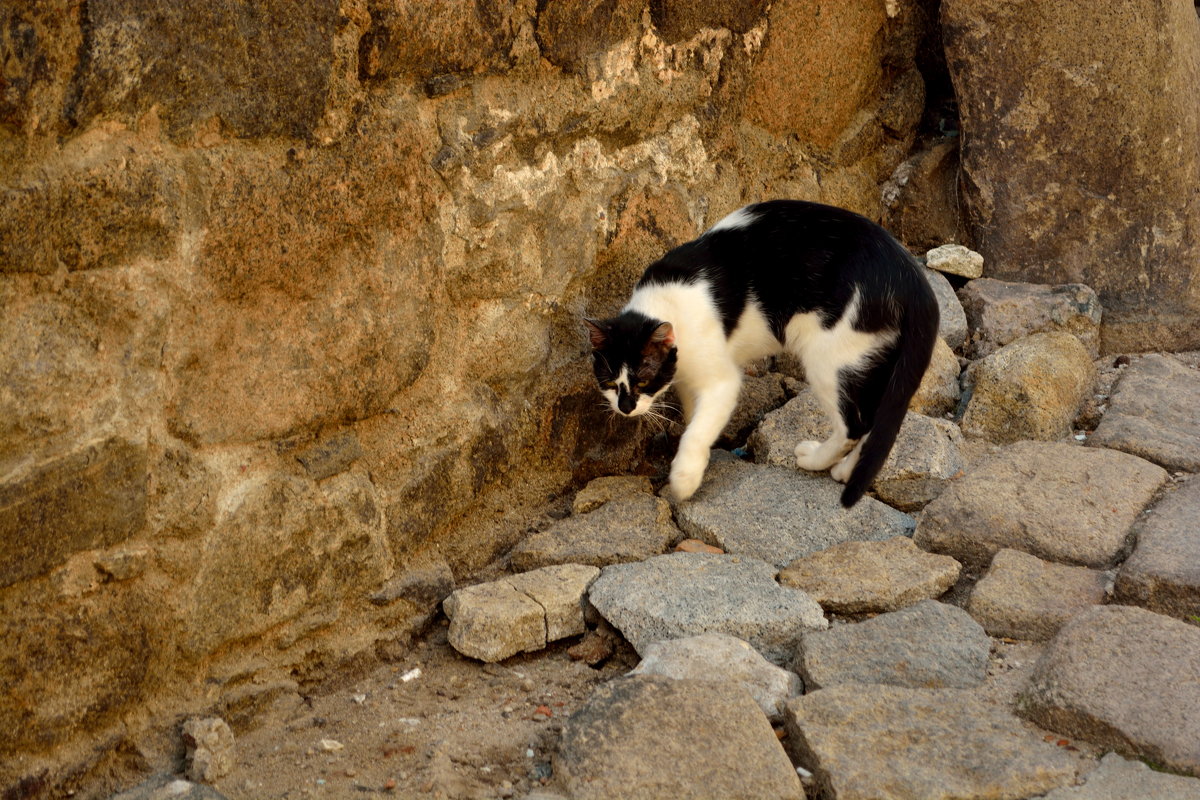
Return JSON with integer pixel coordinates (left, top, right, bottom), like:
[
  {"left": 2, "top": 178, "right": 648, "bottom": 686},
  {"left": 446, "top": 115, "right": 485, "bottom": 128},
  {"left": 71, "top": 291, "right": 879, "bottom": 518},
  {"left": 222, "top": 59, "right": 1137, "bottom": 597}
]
[{"left": 668, "top": 455, "right": 707, "bottom": 502}]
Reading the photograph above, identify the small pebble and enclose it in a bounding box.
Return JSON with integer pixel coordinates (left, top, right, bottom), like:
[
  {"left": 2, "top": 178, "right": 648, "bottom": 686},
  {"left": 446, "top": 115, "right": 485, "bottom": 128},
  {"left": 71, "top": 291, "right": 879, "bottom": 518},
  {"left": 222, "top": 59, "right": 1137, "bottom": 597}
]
[{"left": 319, "top": 739, "right": 343, "bottom": 752}]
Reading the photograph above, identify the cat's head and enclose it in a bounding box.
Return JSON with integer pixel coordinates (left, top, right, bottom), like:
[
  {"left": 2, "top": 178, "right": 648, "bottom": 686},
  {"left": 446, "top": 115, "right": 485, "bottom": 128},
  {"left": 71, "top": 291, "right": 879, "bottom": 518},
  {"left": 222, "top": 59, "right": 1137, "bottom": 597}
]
[{"left": 584, "top": 312, "right": 677, "bottom": 417}]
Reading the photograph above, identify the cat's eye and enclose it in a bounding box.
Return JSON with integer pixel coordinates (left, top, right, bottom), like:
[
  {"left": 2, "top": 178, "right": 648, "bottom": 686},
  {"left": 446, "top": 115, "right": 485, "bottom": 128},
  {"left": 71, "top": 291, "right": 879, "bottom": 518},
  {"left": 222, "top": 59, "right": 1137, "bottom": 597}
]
[
  {"left": 636, "top": 380, "right": 649, "bottom": 389},
  {"left": 602, "top": 381, "right": 617, "bottom": 389}
]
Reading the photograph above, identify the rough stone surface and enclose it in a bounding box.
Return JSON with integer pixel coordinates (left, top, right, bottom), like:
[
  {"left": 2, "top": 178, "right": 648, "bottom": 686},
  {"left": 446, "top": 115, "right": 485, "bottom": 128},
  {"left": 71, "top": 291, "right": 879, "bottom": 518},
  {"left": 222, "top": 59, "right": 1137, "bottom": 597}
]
[
  {"left": 110, "top": 775, "right": 231, "bottom": 800},
  {"left": 0, "top": 437, "right": 147, "bottom": 588},
  {"left": 182, "top": 717, "right": 235, "bottom": 783},
  {"left": 942, "top": 0, "right": 1200, "bottom": 352},
  {"left": 294, "top": 432, "right": 364, "bottom": 481},
  {"left": 958, "top": 278, "right": 1103, "bottom": 358},
  {"left": 676, "top": 451, "right": 915, "bottom": 567},
  {"left": 961, "top": 332, "right": 1097, "bottom": 444},
  {"left": 588, "top": 553, "right": 827, "bottom": 665},
  {"left": 1038, "top": 752, "right": 1200, "bottom": 800},
  {"left": 884, "top": 140, "right": 967, "bottom": 252},
  {"left": 1090, "top": 354, "right": 1200, "bottom": 472},
  {"left": 557, "top": 676, "right": 804, "bottom": 800},
  {"left": 925, "top": 268, "right": 969, "bottom": 352},
  {"left": 720, "top": 372, "right": 789, "bottom": 446},
  {"left": 1115, "top": 477, "right": 1200, "bottom": 621},
  {"left": 509, "top": 492, "right": 678, "bottom": 571},
  {"left": 909, "top": 337, "right": 961, "bottom": 417},
  {"left": 786, "top": 684, "right": 1077, "bottom": 800},
  {"left": 572, "top": 475, "right": 655, "bottom": 514},
  {"left": 443, "top": 564, "right": 600, "bottom": 662},
  {"left": 1020, "top": 605, "right": 1200, "bottom": 776},
  {"left": 968, "top": 549, "right": 1108, "bottom": 641},
  {"left": 796, "top": 600, "right": 990, "bottom": 690},
  {"left": 925, "top": 243, "right": 984, "bottom": 279},
  {"left": 916, "top": 441, "right": 1168, "bottom": 569},
  {"left": 779, "top": 537, "right": 961, "bottom": 614},
  {"left": 751, "top": 391, "right": 963, "bottom": 511},
  {"left": 629, "top": 633, "right": 802, "bottom": 723}
]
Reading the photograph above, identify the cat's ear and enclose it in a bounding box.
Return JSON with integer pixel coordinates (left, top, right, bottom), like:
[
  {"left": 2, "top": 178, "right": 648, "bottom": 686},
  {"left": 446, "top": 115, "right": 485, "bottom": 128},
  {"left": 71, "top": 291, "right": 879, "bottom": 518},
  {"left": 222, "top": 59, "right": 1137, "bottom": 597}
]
[
  {"left": 583, "top": 318, "right": 607, "bottom": 349},
  {"left": 649, "top": 321, "right": 675, "bottom": 348}
]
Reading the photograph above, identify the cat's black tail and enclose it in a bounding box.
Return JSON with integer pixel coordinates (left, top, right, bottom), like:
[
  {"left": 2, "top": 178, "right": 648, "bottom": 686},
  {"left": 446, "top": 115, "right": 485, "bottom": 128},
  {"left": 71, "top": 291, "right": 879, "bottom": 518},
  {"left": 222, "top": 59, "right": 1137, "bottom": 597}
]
[{"left": 840, "top": 275, "right": 939, "bottom": 508}]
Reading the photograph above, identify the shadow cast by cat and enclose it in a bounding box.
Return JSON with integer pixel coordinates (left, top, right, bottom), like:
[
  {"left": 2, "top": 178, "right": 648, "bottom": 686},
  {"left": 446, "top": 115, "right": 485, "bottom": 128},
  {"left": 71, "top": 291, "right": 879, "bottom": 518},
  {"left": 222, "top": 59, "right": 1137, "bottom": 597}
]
[{"left": 585, "top": 199, "right": 938, "bottom": 508}]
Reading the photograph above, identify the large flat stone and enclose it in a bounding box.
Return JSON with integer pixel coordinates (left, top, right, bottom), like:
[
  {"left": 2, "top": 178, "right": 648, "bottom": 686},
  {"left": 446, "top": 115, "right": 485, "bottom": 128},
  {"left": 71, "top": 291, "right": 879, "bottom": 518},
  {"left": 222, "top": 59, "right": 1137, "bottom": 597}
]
[
  {"left": 958, "top": 278, "right": 1103, "bottom": 359},
  {"left": 1038, "top": 752, "right": 1200, "bottom": 800},
  {"left": 786, "top": 684, "right": 1077, "bottom": 800},
  {"left": 557, "top": 675, "right": 804, "bottom": 800},
  {"left": 915, "top": 441, "right": 1168, "bottom": 569},
  {"left": 0, "top": 438, "right": 147, "bottom": 588},
  {"left": 961, "top": 332, "right": 1097, "bottom": 444},
  {"left": 1090, "top": 354, "right": 1200, "bottom": 472},
  {"left": 629, "top": 633, "right": 802, "bottom": 722},
  {"left": 779, "top": 536, "right": 961, "bottom": 614},
  {"left": 750, "top": 390, "right": 963, "bottom": 511},
  {"left": 942, "top": 0, "right": 1200, "bottom": 352},
  {"left": 796, "top": 600, "right": 990, "bottom": 690},
  {"left": 968, "top": 549, "right": 1108, "bottom": 641},
  {"left": 588, "top": 552, "right": 827, "bottom": 665},
  {"left": 1019, "top": 605, "right": 1200, "bottom": 776},
  {"left": 1115, "top": 477, "right": 1200, "bottom": 622},
  {"left": 509, "top": 491, "right": 678, "bottom": 571}
]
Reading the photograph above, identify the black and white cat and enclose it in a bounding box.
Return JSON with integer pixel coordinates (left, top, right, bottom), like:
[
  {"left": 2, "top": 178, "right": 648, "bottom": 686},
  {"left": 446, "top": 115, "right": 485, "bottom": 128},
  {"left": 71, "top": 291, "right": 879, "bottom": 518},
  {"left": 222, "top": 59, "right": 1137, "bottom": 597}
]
[{"left": 585, "top": 199, "right": 938, "bottom": 508}]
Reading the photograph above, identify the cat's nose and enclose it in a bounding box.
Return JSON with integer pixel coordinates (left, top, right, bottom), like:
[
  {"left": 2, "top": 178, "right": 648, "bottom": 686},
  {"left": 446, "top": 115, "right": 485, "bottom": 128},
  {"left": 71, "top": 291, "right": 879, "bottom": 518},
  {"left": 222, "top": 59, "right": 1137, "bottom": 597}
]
[{"left": 617, "top": 391, "right": 637, "bottom": 415}]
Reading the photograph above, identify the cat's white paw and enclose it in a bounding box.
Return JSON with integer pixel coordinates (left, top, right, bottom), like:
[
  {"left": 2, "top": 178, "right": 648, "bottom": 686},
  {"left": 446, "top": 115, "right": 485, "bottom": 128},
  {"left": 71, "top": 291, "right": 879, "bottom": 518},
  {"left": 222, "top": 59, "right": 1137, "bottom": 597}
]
[
  {"left": 668, "top": 454, "right": 708, "bottom": 502},
  {"left": 794, "top": 440, "right": 824, "bottom": 471},
  {"left": 830, "top": 456, "right": 854, "bottom": 483}
]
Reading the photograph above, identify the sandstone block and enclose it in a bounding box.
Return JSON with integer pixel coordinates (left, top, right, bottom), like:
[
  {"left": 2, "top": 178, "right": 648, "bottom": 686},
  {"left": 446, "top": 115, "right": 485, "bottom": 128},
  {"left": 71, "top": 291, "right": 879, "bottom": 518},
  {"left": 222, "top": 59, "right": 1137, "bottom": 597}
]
[
  {"left": 650, "top": 0, "right": 770, "bottom": 41},
  {"left": 294, "top": 432, "right": 363, "bottom": 481},
  {"left": 909, "top": 337, "right": 961, "bottom": 417},
  {"left": 1114, "top": 477, "right": 1200, "bottom": 622},
  {"left": 925, "top": 243, "right": 983, "bottom": 278},
  {"left": 961, "top": 332, "right": 1096, "bottom": 444},
  {"left": 942, "top": 0, "right": 1200, "bottom": 351},
  {"left": 676, "top": 451, "right": 915, "bottom": 567},
  {"left": 967, "top": 549, "right": 1108, "bottom": 640},
  {"left": 557, "top": 676, "right": 804, "bottom": 800},
  {"left": 958, "top": 278, "right": 1103, "bottom": 358},
  {"left": 779, "top": 536, "right": 961, "bottom": 614},
  {"left": 884, "top": 141, "right": 967, "bottom": 252},
  {"left": 629, "top": 633, "right": 802, "bottom": 722},
  {"left": 786, "top": 685, "right": 1076, "bottom": 800},
  {"left": 444, "top": 564, "right": 600, "bottom": 663},
  {"left": 796, "top": 600, "right": 990, "bottom": 690},
  {"left": 588, "top": 552, "right": 827, "bottom": 665},
  {"left": 915, "top": 441, "right": 1168, "bottom": 569},
  {"left": 536, "top": 0, "right": 643, "bottom": 72},
  {"left": 182, "top": 717, "right": 235, "bottom": 783},
  {"left": 1019, "top": 605, "right": 1200, "bottom": 776},
  {"left": 572, "top": 475, "right": 655, "bottom": 514},
  {"left": 1090, "top": 354, "right": 1200, "bottom": 472},
  {"left": 0, "top": 438, "right": 147, "bottom": 588},
  {"left": 509, "top": 491, "right": 678, "bottom": 571}
]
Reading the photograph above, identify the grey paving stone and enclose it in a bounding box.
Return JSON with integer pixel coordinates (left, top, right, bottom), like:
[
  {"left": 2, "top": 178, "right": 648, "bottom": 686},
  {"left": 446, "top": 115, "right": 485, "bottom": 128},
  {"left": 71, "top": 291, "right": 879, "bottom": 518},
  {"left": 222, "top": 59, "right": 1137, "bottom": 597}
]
[
  {"left": 588, "top": 552, "right": 827, "bottom": 665},
  {"left": 675, "top": 451, "right": 914, "bottom": 569},
  {"left": 779, "top": 536, "right": 961, "bottom": 615},
  {"left": 786, "top": 684, "right": 1077, "bottom": 800},
  {"left": 1089, "top": 354, "right": 1200, "bottom": 472},
  {"left": 557, "top": 675, "right": 804, "bottom": 800},
  {"left": 1115, "top": 477, "right": 1200, "bottom": 622},
  {"left": 629, "top": 633, "right": 802, "bottom": 722},
  {"left": 1037, "top": 752, "right": 1200, "bottom": 800},
  {"left": 968, "top": 549, "right": 1108, "bottom": 641},
  {"left": 796, "top": 600, "right": 990, "bottom": 690},
  {"left": 1019, "top": 605, "right": 1200, "bottom": 777},
  {"left": 915, "top": 441, "right": 1168, "bottom": 569}
]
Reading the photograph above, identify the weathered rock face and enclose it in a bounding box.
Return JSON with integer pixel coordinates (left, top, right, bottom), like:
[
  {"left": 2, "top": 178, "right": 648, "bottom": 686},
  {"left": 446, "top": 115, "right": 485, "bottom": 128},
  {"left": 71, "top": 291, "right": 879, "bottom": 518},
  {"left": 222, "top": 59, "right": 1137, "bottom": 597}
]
[{"left": 942, "top": 0, "right": 1200, "bottom": 352}]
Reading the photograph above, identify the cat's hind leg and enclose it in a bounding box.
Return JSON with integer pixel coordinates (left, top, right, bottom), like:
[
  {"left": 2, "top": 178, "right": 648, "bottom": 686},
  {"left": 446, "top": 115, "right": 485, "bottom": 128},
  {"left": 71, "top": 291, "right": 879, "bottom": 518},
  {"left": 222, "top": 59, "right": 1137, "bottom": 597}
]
[
  {"left": 830, "top": 437, "right": 866, "bottom": 483},
  {"left": 794, "top": 363, "right": 859, "bottom": 472}
]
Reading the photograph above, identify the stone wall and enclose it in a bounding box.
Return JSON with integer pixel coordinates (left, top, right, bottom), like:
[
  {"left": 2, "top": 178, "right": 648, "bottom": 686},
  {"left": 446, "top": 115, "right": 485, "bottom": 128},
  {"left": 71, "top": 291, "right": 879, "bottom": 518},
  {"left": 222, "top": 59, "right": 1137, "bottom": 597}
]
[{"left": 0, "top": 0, "right": 934, "bottom": 793}]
